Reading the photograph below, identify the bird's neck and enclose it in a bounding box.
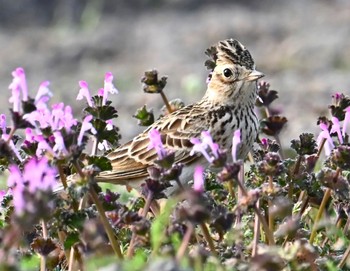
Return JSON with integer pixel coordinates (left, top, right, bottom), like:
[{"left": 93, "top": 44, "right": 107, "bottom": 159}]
[{"left": 203, "top": 80, "right": 257, "bottom": 108}]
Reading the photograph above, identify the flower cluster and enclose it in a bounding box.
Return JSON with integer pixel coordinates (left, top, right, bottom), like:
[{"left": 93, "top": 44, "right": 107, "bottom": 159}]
[
  {"left": 3, "top": 157, "right": 57, "bottom": 230},
  {"left": 317, "top": 107, "right": 350, "bottom": 156},
  {"left": 1, "top": 63, "right": 350, "bottom": 271}
]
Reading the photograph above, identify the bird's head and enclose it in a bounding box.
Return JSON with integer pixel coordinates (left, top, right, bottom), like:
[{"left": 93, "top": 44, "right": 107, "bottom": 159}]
[{"left": 205, "top": 39, "right": 264, "bottom": 104}]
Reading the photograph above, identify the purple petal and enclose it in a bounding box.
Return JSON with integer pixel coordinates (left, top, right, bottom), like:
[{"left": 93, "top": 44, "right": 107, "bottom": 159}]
[
  {"left": 231, "top": 129, "right": 241, "bottom": 162},
  {"left": 343, "top": 106, "right": 350, "bottom": 137},
  {"left": 193, "top": 165, "right": 205, "bottom": 193}
]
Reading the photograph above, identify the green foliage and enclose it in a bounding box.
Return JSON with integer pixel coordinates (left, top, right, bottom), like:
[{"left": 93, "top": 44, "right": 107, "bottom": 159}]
[{"left": 1, "top": 66, "right": 350, "bottom": 271}]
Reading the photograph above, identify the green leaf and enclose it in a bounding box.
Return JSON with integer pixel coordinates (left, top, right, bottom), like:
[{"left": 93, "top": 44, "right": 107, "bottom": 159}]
[
  {"left": 64, "top": 232, "right": 80, "bottom": 249},
  {"left": 87, "top": 155, "right": 112, "bottom": 171},
  {"left": 133, "top": 105, "right": 154, "bottom": 126}
]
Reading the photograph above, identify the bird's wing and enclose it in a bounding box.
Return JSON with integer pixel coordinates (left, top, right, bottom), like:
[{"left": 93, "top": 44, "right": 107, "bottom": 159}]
[{"left": 97, "top": 103, "right": 207, "bottom": 184}]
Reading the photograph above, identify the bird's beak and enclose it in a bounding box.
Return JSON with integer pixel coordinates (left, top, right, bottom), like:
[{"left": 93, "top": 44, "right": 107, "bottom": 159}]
[{"left": 246, "top": 70, "right": 264, "bottom": 81}]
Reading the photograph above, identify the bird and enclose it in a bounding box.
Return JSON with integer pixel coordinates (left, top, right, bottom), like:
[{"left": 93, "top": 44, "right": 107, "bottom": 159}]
[{"left": 95, "top": 38, "right": 264, "bottom": 192}]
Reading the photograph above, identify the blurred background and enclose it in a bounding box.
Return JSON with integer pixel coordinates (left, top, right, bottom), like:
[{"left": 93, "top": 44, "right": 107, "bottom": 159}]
[{"left": 1, "top": 0, "right": 349, "bottom": 146}]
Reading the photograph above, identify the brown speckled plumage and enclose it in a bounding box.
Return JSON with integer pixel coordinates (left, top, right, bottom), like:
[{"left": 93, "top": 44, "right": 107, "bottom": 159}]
[{"left": 96, "top": 39, "right": 264, "bottom": 190}]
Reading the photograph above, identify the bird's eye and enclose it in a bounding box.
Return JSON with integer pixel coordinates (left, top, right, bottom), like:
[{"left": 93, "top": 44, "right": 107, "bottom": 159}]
[{"left": 223, "top": 68, "right": 233, "bottom": 78}]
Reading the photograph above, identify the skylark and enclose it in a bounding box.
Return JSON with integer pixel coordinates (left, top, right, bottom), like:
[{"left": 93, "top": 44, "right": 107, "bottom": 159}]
[{"left": 94, "top": 39, "right": 263, "bottom": 191}]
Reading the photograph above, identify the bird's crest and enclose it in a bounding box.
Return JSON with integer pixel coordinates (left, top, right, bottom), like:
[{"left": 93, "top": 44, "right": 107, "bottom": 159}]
[{"left": 205, "top": 39, "right": 255, "bottom": 71}]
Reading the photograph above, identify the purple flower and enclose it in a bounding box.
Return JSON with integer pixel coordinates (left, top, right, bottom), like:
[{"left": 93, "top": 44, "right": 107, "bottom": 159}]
[
  {"left": 52, "top": 131, "right": 68, "bottom": 156},
  {"left": 343, "top": 106, "right": 350, "bottom": 137},
  {"left": 23, "top": 157, "right": 57, "bottom": 193},
  {"left": 317, "top": 123, "right": 334, "bottom": 156},
  {"left": 1, "top": 133, "right": 23, "bottom": 161},
  {"left": 9, "top": 67, "right": 28, "bottom": 102},
  {"left": 78, "top": 115, "right": 97, "bottom": 146},
  {"left": 62, "top": 105, "right": 77, "bottom": 132},
  {"left": 24, "top": 128, "right": 35, "bottom": 143},
  {"left": 51, "top": 103, "right": 65, "bottom": 130},
  {"left": 193, "top": 165, "right": 205, "bottom": 193},
  {"left": 0, "top": 190, "right": 8, "bottom": 202},
  {"left": 0, "top": 114, "right": 6, "bottom": 134},
  {"left": 98, "top": 140, "right": 110, "bottom": 151},
  {"left": 9, "top": 85, "right": 21, "bottom": 112},
  {"left": 190, "top": 138, "right": 212, "bottom": 162},
  {"left": 148, "top": 128, "right": 168, "bottom": 159},
  {"left": 190, "top": 131, "right": 219, "bottom": 163},
  {"left": 35, "top": 81, "right": 52, "bottom": 105},
  {"left": 77, "top": 81, "right": 93, "bottom": 107},
  {"left": 231, "top": 129, "right": 241, "bottom": 162},
  {"left": 261, "top": 138, "right": 269, "bottom": 149},
  {"left": 102, "top": 72, "right": 118, "bottom": 105},
  {"left": 98, "top": 88, "right": 104, "bottom": 96},
  {"left": 7, "top": 157, "right": 57, "bottom": 215},
  {"left": 97, "top": 121, "right": 113, "bottom": 150},
  {"left": 106, "top": 119, "right": 113, "bottom": 131},
  {"left": 201, "top": 131, "right": 220, "bottom": 158},
  {"left": 330, "top": 117, "right": 343, "bottom": 144},
  {"left": 7, "top": 165, "right": 25, "bottom": 215},
  {"left": 332, "top": 92, "right": 343, "bottom": 105},
  {"left": 24, "top": 101, "right": 77, "bottom": 132},
  {"left": 35, "top": 135, "right": 53, "bottom": 157},
  {"left": 50, "top": 103, "right": 77, "bottom": 132},
  {"left": 33, "top": 81, "right": 52, "bottom": 112}
]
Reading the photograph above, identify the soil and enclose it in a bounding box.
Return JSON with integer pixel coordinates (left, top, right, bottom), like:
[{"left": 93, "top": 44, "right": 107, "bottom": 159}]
[{"left": 1, "top": 0, "right": 350, "bottom": 147}]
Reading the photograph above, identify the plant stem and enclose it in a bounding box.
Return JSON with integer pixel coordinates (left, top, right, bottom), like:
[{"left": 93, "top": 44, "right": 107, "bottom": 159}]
[
  {"left": 159, "top": 91, "right": 173, "bottom": 113},
  {"left": 315, "top": 138, "right": 326, "bottom": 161},
  {"left": 5, "top": 127, "right": 16, "bottom": 144},
  {"left": 234, "top": 175, "right": 275, "bottom": 245},
  {"left": 264, "top": 106, "right": 270, "bottom": 118},
  {"left": 40, "top": 255, "right": 46, "bottom": 271},
  {"left": 321, "top": 215, "right": 342, "bottom": 248},
  {"left": 288, "top": 155, "right": 302, "bottom": 199},
  {"left": 235, "top": 165, "right": 244, "bottom": 225},
  {"left": 252, "top": 200, "right": 261, "bottom": 256},
  {"left": 297, "top": 194, "right": 309, "bottom": 218},
  {"left": 89, "top": 187, "right": 123, "bottom": 259},
  {"left": 141, "top": 192, "right": 154, "bottom": 217},
  {"left": 176, "top": 223, "right": 194, "bottom": 262},
  {"left": 268, "top": 176, "right": 274, "bottom": 233},
  {"left": 199, "top": 223, "right": 217, "bottom": 256},
  {"left": 338, "top": 243, "right": 350, "bottom": 269},
  {"left": 57, "top": 163, "right": 68, "bottom": 189},
  {"left": 309, "top": 167, "right": 340, "bottom": 244},
  {"left": 58, "top": 231, "right": 70, "bottom": 263},
  {"left": 40, "top": 220, "right": 48, "bottom": 271},
  {"left": 309, "top": 188, "right": 331, "bottom": 244},
  {"left": 274, "top": 134, "right": 284, "bottom": 159},
  {"left": 68, "top": 246, "right": 75, "bottom": 271},
  {"left": 248, "top": 151, "right": 255, "bottom": 164},
  {"left": 41, "top": 219, "right": 48, "bottom": 239},
  {"left": 227, "top": 180, "right": 235, "bottom": 200},
  {"left": 264, "top": 105, "right": 284, "bottom": 158},
  {"left": 127, "top": 192, "right": 154, "bottom": 258},
  {"left": 92, "top": 136, "right": 99, "bottom": 156},
  {"left": 343, "top": 216, "right": 350, "bottom": 235}
]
